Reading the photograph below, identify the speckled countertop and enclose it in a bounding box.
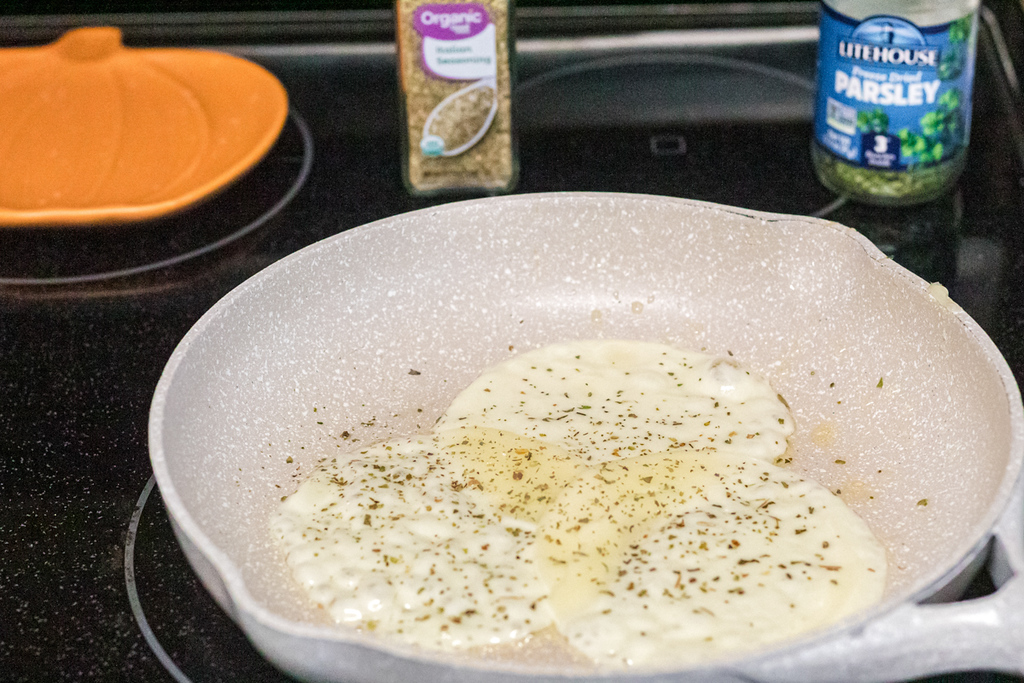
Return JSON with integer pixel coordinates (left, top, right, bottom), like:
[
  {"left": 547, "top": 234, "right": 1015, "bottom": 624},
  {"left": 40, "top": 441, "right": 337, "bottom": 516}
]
[{"left": 1, "top": 5, "right": 1023, "bottom": 682}]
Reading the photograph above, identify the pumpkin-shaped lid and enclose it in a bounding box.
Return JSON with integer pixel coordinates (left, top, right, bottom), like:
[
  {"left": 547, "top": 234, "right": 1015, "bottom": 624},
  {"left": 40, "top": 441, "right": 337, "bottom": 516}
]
[{"left": 0, "top": 27, "right": 289, "bottom": 227}]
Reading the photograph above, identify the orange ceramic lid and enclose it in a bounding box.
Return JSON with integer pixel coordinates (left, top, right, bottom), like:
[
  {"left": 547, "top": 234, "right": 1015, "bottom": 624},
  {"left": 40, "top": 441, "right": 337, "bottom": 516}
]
[{"left": 0, "top": 27, "right": 289, "bottom": 227}]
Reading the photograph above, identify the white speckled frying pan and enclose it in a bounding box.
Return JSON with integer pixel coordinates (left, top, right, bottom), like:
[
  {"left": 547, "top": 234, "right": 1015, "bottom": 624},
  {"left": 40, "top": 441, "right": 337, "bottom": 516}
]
[{"left": 149, "top": 192, "right": 1024, "bottom": 682}]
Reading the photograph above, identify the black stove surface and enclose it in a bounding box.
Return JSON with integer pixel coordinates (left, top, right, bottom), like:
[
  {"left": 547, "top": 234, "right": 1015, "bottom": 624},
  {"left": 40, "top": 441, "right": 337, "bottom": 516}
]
[{"left": 2, "top": 4, "right": 1024, "bottom": 682}]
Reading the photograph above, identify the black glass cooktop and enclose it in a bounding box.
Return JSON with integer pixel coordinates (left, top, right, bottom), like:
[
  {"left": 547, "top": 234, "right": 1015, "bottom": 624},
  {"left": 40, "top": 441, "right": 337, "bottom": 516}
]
[{"left": 2, "top": 4, "right": 1023, "bottom": 682}]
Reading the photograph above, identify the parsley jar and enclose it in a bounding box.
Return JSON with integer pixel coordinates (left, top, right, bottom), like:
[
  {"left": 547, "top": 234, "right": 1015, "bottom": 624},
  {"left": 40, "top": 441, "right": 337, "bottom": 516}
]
[{"left": 811, "top": 0, "right": 980, "bottom": 205}]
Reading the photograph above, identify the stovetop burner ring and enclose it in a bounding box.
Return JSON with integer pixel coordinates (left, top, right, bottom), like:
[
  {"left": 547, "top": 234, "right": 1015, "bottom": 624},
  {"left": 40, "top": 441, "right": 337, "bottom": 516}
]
[{"left": 126, "top": 475, "right": 195, "bottom": 683}]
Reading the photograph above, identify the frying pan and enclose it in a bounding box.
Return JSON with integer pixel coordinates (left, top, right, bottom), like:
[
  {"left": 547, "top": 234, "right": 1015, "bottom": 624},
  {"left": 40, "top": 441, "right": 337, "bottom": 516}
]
[{"left": 149, "top": 192, "right": 1024, "bottom": 682}]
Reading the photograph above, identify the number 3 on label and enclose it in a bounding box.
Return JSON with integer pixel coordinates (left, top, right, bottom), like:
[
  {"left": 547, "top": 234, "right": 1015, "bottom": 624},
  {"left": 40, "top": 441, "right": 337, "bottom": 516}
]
[{"left": 873, "top": 135, "right": 889, "bottom": 154}]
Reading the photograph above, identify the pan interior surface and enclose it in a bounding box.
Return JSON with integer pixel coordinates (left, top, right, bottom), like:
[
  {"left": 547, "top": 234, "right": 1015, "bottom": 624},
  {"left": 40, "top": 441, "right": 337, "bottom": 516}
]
[{"left": 151, "top": 193, "right": 1019, "bottom": 675}]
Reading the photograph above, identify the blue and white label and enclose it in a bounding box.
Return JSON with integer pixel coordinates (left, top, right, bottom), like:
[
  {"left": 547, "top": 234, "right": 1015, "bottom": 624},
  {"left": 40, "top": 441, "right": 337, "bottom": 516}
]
[{"left": 814, "top": 5, "right": 977, "bottom": 170}]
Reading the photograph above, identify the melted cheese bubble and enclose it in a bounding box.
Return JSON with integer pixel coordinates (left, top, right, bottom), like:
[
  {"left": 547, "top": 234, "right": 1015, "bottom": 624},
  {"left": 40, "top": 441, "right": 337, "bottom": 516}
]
[
  {"left": 271, "top": 340, "right": 887, "bottom": 668},
  {"left": 539, "top": 451, "right": 885, "bottom": 666},
  {"left": 271, "top": 431, "right": 557, "bottom": 650},
  {"left": 436, "top": 339, "right": 793, "bottom": 463}
]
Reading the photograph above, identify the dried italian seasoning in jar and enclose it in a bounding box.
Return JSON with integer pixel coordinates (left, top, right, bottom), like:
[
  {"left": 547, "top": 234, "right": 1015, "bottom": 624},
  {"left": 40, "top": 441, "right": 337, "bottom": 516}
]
[{"left": 396, "top": 0, "right": 517, "bottom": 195}]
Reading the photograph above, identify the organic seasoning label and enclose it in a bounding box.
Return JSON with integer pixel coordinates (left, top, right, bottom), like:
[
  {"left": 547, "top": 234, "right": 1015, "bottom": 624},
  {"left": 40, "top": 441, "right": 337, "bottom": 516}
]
[
  {"left": 414, "top": 4, "right": 497, "bottom": 81},
  {"left": 813, "top": 6, "right": 977, "bottom": 171}
]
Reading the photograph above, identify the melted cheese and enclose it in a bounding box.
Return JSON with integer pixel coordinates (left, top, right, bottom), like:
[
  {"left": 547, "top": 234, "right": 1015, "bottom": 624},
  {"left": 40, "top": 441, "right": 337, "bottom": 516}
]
[
  {"left": 271, "top": 340, "right": 887, "bottom": 668},
  {"left": 271, "top": 433, "right": 554, "bottom": 650},
  {"left": 436, "top": 339, "right": 793, "bottom": 464},
  {"left": 539, "top": 451, "right": 885, "bottom": 666}
]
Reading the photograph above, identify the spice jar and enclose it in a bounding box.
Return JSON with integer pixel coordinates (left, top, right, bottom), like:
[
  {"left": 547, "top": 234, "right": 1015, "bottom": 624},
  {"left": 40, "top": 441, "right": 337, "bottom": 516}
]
[
  {"left": 811, "top": 0, "right": 979, "bottom": 205},
  {"left": 396, "top": 0, "right": 517, "bottom": 195}
]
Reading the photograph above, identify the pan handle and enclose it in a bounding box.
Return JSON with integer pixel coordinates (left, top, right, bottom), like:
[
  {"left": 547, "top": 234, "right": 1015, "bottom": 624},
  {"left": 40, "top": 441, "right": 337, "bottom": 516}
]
[{"left": 748, "top": 481, "right": 1024, "bottom": 683}]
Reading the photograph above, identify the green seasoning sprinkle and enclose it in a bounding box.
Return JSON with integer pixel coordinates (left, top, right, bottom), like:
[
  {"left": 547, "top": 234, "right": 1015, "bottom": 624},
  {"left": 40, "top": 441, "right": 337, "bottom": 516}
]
[
  {"left": 876, "top": 377, "right": 884, "bottom": 388},
  {"left": 917, "top": 499, "right": 929, "bottom": 507}
]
